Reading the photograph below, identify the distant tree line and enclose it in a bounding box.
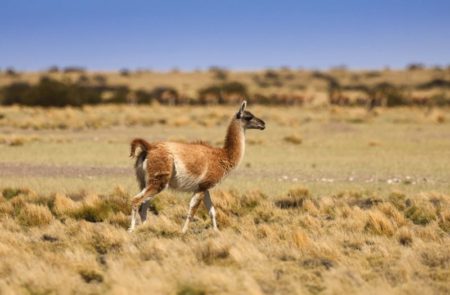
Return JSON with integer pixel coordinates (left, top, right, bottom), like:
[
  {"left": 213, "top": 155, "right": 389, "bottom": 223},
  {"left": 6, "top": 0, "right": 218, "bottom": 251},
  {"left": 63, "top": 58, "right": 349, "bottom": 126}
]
[{"left": 0, "top": 73, "right": 449, "bottom": 107}]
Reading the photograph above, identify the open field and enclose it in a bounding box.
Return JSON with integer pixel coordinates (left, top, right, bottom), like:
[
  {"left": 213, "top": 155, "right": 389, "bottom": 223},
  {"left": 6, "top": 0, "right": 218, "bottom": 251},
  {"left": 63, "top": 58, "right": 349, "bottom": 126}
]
[{"left": 0, "top": 105, "right": 449, "bottom": 294}]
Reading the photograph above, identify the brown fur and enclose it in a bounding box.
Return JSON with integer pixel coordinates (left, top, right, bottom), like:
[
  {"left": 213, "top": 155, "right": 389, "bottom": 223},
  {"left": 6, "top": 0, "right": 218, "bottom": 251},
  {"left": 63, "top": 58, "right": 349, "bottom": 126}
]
[{"left": 130, "top": 118, "right": 246, "bottom": 195}]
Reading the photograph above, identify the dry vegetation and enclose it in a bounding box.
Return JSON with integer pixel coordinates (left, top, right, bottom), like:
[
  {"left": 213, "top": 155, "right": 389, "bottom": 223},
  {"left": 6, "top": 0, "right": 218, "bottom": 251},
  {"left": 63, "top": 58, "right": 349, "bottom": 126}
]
[
  {"left": 1, "top": 66, "right": 450, "bottom": 107},
  {"left": 0, "top": 103, "right": 449, "bottom": 294},
  {"left": 0, "top": 186, "right": 449, "bottom": 294}
]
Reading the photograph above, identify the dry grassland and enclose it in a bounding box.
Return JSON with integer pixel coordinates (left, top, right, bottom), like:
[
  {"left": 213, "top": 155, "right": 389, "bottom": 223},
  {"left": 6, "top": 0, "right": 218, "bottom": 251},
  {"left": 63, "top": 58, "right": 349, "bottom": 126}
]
[
  {"left": 0, "top": 187, "right": 449, "bottom": 294},
  {"left": 0, "top": 105, "right": 449, "bottom": 294}
]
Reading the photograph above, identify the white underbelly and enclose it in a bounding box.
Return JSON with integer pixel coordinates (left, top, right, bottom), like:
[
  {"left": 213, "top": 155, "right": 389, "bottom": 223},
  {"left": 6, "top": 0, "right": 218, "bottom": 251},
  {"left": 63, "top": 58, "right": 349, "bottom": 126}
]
[{"left": 169, "top": 157, "right": 207, "bottom": 192}]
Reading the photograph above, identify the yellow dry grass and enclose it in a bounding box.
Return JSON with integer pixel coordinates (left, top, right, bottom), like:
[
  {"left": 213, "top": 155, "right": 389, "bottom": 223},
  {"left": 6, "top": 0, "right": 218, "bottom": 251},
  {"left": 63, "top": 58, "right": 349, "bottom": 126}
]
[{"left": 0, "top": 187, "right": 449, "bottom": 294}]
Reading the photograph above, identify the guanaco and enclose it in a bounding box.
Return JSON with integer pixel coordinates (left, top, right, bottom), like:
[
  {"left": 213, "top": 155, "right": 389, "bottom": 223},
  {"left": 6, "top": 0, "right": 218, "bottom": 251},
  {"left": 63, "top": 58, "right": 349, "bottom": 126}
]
[{"left": 128, "top": 101, "right": 265, "bottom": 232}]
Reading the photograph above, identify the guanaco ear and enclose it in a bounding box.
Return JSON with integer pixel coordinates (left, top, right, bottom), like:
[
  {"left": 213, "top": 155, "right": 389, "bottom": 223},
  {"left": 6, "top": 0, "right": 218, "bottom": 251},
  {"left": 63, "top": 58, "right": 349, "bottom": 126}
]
[{"left": 237, "top": 100, "right": 247, "bottom": 118}]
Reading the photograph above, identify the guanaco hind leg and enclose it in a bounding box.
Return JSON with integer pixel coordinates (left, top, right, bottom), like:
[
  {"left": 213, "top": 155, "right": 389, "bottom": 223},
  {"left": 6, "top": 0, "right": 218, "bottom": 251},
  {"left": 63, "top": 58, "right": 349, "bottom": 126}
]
[
  {"left": 128, "top": 184, "right": 163, "bottom": 232},
  {"left": 138, "top": 200, "right": 151, "bottom": 225}
]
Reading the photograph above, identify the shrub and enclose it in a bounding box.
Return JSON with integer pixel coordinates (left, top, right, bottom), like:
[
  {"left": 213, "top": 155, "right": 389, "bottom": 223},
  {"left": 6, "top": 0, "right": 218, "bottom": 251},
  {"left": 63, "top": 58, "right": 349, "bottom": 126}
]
[
  {"left": 93, "top": 75, "right": 107, "bottom": 85},
  {"left": 1, "top": 77, "right": 102, "bottom": 107},
  {"left": 63, "top": 66, "right": 85, "bottom": 73},
  {"left": 119, "top": 68, "right": 130, "bottom": 76},
  {"left": 431, "top": 93, "right": 450, "bottom": 106},
  {"left": 198, "top": 85, "right": 222, "bottom": 104},
  {"left": 17, "top": 203, "right": 53, "bottom": 226},
  {"left": 209, "top": 66, "right": 228, "bottom": 81},
  {"left": 1, "top": 82, "right": 32, "bottom": 105},
  {"left": 198, "top": 81, "right": 247, "bottom": 105},
  {"left": 417, "top": 79, "right": 450, "bottom": 90},
  {"left": 275, "top": 187, "right": 310, "bottom": 209},
  {"left": 405, "top": 204, "right": 436, "bottom": 225},
  {"left": 2, "top": 187, "right": 25, "bottom": 200},
  {"left": 372, "top": 82, "right": 407, "bottom": 107},
  {"left": 46, "top": 66, "right": 59, "bottom": 73},
  {"left": 135, "top": 89, "right": 154, "bottom": 104},
  {"left": 107, "top": 86, "right": 130, "bottom": 104},
  {"left": 5, "top": 68, "right": 18, "bottom": 76},
  {"left": 152, "top": 86, "right": 179, "bottom": 105},
  {"left": 407, "top": 63, "right": 425, "bottom": 71},
  {"left": 221, "top": 81, "right": 247, "bottom": 97}
]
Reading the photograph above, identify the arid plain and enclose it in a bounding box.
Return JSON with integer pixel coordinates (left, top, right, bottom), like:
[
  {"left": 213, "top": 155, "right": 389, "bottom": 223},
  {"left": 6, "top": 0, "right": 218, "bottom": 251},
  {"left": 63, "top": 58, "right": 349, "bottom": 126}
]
[{"left": 0, "top": 103, "right": 449, "bottom": 295}]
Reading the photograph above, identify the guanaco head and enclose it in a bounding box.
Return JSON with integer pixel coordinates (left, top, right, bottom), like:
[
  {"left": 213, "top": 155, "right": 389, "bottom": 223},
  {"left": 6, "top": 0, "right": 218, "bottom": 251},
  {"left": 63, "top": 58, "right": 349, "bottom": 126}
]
[{"left": 236, "top": 101, "right": 266, "bottom": 130}]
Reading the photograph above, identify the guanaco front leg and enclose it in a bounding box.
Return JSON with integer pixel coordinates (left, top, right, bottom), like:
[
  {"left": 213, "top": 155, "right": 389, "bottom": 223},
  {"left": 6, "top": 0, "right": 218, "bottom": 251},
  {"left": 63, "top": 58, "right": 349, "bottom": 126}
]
[
  {"left": 203, "top": 190, "right": 218, "bottom": 231},
  {"left": 182, "top": 192, "right": 203, "bottom": 233}
]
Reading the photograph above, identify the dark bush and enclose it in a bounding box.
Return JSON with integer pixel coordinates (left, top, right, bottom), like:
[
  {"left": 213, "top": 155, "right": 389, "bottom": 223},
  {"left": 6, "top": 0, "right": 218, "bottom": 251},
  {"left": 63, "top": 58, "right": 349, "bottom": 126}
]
[
  {"left": 342, "top": 84, "right": 370, "bottom": 93},
  {"left": 1, "top": 77, "right": 102, "bottom": 107},
  {"left": 77, "top": 75, "right": 90, "bottom": 84},
  {"left": 198, "top": 85, "right": 221, "bottom": 104},
  {"left": 5, "top": 68, "right": 18, "bottom": 77},
  {"left": 209, "top": 66, "right": 228, "bottom": 81},
  {"left": 152, "top": 86, "right": 179, "bottom": 105},
  {"left": 417, "top": 79, "right": 450, "bottom": 90},
  {"left": 407, "top": 63, "right": 425, "bottom": 71},
  {"left": 372, "top": 82, "right": 407, "bottom": 107},
  {"left": 198, "top": 81, "right": 247, "bottom": 104},
  {"left": 93, "top": 75, "right": 107, "bottom": 85},
  {"left": 135, "top": 89, "right": 153, "bottom": 104},
  {"left": 47, "top": 66, "right": 59, "bottom": 73},
  {"left": 251, "top": 93, "right": 271, "bottom": 105},
  {"left": 221, "top": 81, "right": 247, "bottom": 96},
  {"left": 107, "top": 86, "right": 130, "bottom": 104},
  {"left": 264, "top": 70, "right": 280, "bottom": 80},
  {"left": 431, "top": 93, "right": 450, "bottom": 106},
  {"left": 252, "top": 75, "right": 270, "bottom": 88},
  {"left": 119, "top": 69, "right": 130, "bottom": 76},
  {"left": 132, "top": 87, "right": 180, "bottom": 105},
  {"left": 2, "top": 82, "right": 32, "bottom": 105},
  {"left": 312, "top": 71, "right": 336, "bottom": 82},
  {"left": 364, "top": 71, "right": 381, "bottom": 78},
  {"left": 63, "top": 67, "right": 85, "bottom": 73}
]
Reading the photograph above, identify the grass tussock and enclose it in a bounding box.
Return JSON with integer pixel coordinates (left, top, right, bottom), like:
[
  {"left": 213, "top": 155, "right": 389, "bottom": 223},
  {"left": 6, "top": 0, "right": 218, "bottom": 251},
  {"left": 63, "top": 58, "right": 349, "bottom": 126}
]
[
  {"left": 365, "top": 210, "right": 396, "bottom": 236},
  {"left": 79, "top": 268, "right": 104, "bottom": 284},
  {"left": 196, "top": 239, "right": 231, "bottom": 265},
  {"left": 405, "top": 202, "right": 436, "bottom": 225},
  {"left": 275, "top": 187, "right": 310, "bottom": 209},
  {"left": 283, "top": 134, "right": 303, "bottom": 145},
  {"left": 17, "top": 203, "right": 54, "bottom": 226},
  {"left": 0, "top": 135, "right": 39, "bottom": 146},
  {"left": 397, "top": 227, "right": 413, "bottom": 246},
  {"left": 177, "top": 285, "right": 206, "bottom": 295},
  {"left": 0, "top": 187, "right": 448, "bottom": 294}
]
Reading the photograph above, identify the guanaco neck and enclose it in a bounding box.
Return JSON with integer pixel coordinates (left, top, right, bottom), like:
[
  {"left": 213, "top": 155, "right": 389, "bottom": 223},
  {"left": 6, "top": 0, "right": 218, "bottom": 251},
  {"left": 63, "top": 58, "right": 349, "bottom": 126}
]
[{"left": 223, "top": 118, "right": 245, "bottom": 168}]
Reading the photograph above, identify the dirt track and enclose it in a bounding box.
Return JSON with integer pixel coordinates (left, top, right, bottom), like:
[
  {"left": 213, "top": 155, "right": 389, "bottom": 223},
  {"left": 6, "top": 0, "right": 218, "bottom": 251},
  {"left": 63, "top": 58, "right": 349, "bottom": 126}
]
[
  {"left": 0, "top": 162, "right": 441, "bottom": 188},
  {"left": 0, "top": 162, "right": 132, "bottom": 178}
]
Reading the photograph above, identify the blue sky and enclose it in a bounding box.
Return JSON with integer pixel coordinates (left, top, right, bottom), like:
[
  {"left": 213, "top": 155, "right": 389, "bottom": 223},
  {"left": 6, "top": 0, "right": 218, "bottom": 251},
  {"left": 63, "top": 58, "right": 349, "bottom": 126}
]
[{"left": 1, "top": 0, "right": 449, "bottom": 71}]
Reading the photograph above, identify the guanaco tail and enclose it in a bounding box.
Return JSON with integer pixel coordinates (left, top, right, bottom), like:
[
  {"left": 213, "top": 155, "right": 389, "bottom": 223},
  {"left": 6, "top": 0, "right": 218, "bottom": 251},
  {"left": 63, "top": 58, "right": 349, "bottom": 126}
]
[{"left": 128, "top": 101, "right": 266, "bottom": 233}]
